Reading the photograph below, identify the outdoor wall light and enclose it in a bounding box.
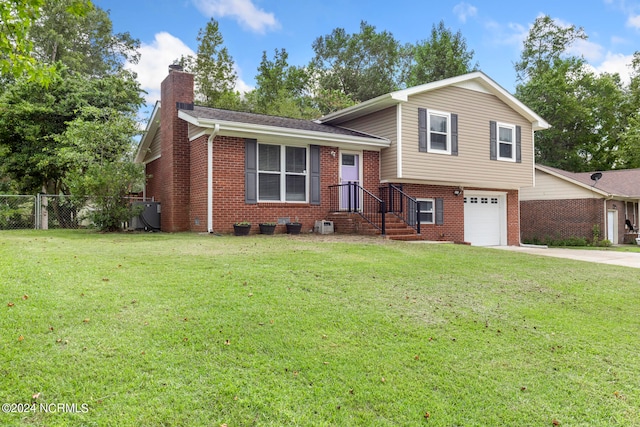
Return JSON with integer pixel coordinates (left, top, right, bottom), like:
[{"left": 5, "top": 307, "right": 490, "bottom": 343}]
[{"left": 453, "top": 187, "right": 463, "bottom": 196}]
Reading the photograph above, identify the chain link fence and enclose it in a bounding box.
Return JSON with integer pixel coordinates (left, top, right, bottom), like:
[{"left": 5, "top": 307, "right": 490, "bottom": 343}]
[
  {"left": 0, "top": 195, "right": 151, "bottom": 230},
  {"left": 0, "top": 195, "right": 36, "bottom": 230}
]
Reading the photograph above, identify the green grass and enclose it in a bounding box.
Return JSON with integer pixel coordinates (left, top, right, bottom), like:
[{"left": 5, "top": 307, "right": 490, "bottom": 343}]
[{"left": 1, "top": 230, "right": 639, "bottom": 426}]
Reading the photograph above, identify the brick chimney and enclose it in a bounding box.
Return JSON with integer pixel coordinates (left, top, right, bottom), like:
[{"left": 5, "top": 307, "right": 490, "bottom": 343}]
[{"left": 159, "top": 65, "right": 194, "bottom": 231}]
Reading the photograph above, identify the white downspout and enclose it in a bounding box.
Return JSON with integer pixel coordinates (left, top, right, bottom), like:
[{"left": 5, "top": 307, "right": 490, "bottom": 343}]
[{"left": 207, "top": 124, "right": 220, "bottom": 233}]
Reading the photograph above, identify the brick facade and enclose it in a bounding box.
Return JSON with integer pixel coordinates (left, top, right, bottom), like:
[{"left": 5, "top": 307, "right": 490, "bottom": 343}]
[
  {"left": 143, "top": 67, "right": 523, "bottom": 245},
  {"left": 388, "top": 185, "right": 520, "bottom": 245},
  {"left": 520, "top": 198, "right": 603, "bottom": 242},
  {"left": 157, "top": 69, "right": 194, "bottom": 231},
  {"left": 202, "top": 139, "right": 365, "bottom": 234}
]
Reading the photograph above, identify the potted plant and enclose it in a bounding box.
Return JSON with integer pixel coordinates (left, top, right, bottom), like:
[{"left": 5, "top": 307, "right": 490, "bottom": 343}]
[
  {"left": 259, "top": 222, "right": 277, "bottom": 235},
  {"left": 286, "top": 221, "right": 302, "bottom": 235},
  {"left": 233, "top": 221, "right": 251, "bottom": 236}
]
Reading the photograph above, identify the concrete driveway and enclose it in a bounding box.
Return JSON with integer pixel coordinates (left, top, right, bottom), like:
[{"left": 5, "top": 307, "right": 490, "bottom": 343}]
[{"left": 493, "top": 246, "right": 640, "bottom": 269}]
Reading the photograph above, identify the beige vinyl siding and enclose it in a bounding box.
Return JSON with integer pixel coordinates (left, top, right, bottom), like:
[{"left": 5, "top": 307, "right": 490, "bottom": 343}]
[
  {"left": 520, "top": 169, "right": 601, "bottom": 200},
  {"left": 142, "top": 128, "right": 162, "bottom": 163},
  {"left": 337, "top": 107, "right": 398, "bottom": 180},
  {"left": 188, "top": 123, "right": 205, "bottom": 141},
  {"left": 402, "top": 86, "right": 534, "bottom": 189}
]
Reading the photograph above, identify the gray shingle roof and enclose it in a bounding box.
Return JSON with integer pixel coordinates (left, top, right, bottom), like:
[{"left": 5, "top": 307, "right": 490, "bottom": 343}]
[
  {"left": 541, "top": 165, "right": 640, "bottom": 197},
  {"left": 180, "top": 105, "right": 385, "bottom": 140}
]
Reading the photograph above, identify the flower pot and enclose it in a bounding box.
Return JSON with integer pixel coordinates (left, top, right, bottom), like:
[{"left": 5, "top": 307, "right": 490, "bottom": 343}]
[
  {"left": 233, "top": 224, "right": 251, "bottom": 236},
  {"left": 286, "top": 222, "right": 302, "bottom": 235},
  {"left": 259, "top": 223, "right": 276, "bottom": 235}
]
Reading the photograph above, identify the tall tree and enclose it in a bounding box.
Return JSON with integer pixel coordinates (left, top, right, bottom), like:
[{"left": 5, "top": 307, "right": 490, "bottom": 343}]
[
  {"left": 181, "top": 18, "right": 240, "bottom": 109},
  {"left": 617, "top": 52, "right": 640, "bottom": 169},
  {"left": 28, "top": 0, "right": 139, "bottom": 76},
  {"left": 58, "top": 106, "right": 145, "bottom": 231},
  {"left": 309, "top": 21, "right": 409, "bottom": 111},
  {"left": 515, "top": 15, "right": 633, "bottom": 171},
  {"left": 0, "top": 71, "right": 142, "bottom": 195},
  {"left": 406, "top": 20, "right": 478, "bottom": 87},
  {"left": 0, "top": 0, "right": 90, "bottom": 85},
  {"left": 245, "top": 48, "right": 318, "bottom": 118},
  {"left": 0, "top": 1, "right": 143, "bottom": 195},
  {"left": 515, "top": 15, "right": 587, "bottom": 84}
]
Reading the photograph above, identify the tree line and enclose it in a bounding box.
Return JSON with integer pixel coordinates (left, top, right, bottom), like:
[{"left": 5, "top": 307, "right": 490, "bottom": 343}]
[{"left": 1, "top": 1, "right": 639, "bottom": 229}]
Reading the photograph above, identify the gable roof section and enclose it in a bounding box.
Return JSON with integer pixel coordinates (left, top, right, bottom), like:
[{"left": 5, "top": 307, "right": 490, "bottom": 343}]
[
  {"left": 537, "top": 164, "right": 640, "bottom": 198},
  {"left": 179, "top": 105, "right": 390, "bottom": 148},
  {"left": 134, "top": 101, "right": 160, "bottom": 164},
  {"left": 318, "top": 71, "right": 550, "bottom": 131}
]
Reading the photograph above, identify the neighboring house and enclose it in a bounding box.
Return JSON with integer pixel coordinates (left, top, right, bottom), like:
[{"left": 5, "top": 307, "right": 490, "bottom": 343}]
[
  {"left": 135, "top": 65, "right": 549, "bottom": 246},
  {"left": 520, "top": 164, "right": 640, "bottom": 244}
]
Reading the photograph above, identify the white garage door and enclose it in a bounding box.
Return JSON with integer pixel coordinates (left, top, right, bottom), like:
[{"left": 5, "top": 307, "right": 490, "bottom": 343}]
[{"left": 464, "top": 193, "right": 506, "bottom": 246}]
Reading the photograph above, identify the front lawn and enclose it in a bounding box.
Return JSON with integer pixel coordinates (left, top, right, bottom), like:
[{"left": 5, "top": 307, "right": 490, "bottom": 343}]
[{"left": 1, "top": 231, "right": 639, "bottom": 426}]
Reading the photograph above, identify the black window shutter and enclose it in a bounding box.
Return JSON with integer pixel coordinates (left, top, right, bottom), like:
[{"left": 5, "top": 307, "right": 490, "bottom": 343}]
[
  {"left": 418, "top": 108, "right": 428, "bottom": 152},
  {"left": 515, "top": 125, "right": 522, "bottom": 163},
  {"left": 435, "top": 198, "right": 444, "bottom": 225},
  {"left": 245, "top": 139, "right": 257, "bottom": 204},
  {"left": 451, "top": 113, "right": 458, "bottom": 156},
  {"left": 489, "top": 121, "right": 497, "bottom": 161},
  {"left": 310, "top": 145, "right": 321, "bottom": 205}
]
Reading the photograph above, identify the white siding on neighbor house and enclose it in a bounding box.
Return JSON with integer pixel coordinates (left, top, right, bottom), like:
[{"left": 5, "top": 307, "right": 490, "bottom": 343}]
[
  {"left": 400, "top": 86, "right": 534, "bottom": 189},
  {"left": 520, "top": 169, "right": 602, "bottom": 200}
]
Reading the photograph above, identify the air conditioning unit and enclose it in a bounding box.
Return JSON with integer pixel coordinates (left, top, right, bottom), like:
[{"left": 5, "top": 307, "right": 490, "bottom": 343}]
[
  {"left": 314, "top": 220, "right": 334, "bottom": 234},
  {"left": 130, "top": 201, "right": 161, "bottom": 231}
]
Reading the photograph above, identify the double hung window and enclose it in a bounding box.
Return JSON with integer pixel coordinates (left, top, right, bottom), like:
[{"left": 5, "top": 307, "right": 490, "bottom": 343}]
[
  {"left": 497, "top": 123, "right": 516, "bottom": 161},
  {"left": 417, "top": 199, "right": 435, "bottom": 224},
  {"left": 428, "top": 111, "right": 451, "bottom": 154},
  {"left": 258, "top": 144, "right": 307, "bottom": 202}
]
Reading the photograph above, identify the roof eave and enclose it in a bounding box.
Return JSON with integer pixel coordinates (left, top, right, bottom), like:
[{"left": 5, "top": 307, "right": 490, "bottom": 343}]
[
  {"left": 134, "top": 101, "right": 161, "bottom": 164},
  {"left": 535, "top": 164, "right": 610, "bottom": 197},
  {"left": 318, "top": 71, "right": 550, "bottom": 130},
  {"left": 317, "top": 93, "right": 405, "bottom": 124},
  {"left": 179, "top": 112, "right": 390, "bottom": 149}
]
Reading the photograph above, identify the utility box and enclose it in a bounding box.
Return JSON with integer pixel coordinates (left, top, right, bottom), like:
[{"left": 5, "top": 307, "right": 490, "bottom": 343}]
[
  {"left": 130, "top": 201, "right": 161, "bottom": 231},
  {"left": 315, "top": 220, "right": 334, "bottom": 234}
]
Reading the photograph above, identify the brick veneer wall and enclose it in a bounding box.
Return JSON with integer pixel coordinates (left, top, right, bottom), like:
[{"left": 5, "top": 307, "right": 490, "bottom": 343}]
[
  {"left": 389, "top": 185, "right": 519, "bottom": 245},
  {"left": 158, "top": 69, "right": 194, "bottom": 231},
  {"left": 144, "top": 159, "right": 162, "bottom": 202},
  {"left": 189, "top": 135, "right": 208, "bottom": 232},
  {"left": 506, "top": 189, "right": 520, "bottom": 246},
  {"left": 392, "top": 184, "right": 465, "bottom": 243},
  {"left": 189, "top": 136, "right": 381, "bottom": 234},
  {"left": 520, "top": 198, "right": 603, "bottom": 242}
]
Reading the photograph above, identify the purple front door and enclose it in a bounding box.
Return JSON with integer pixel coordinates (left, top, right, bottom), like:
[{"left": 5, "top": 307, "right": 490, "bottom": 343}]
[{"left": 340, "top": 153, "right": 360, "bottom": 210}]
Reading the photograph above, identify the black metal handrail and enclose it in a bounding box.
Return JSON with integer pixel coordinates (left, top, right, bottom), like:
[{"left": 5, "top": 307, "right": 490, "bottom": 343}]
[
  {"left": 379, "top": 184, "right": 420, "bottom": 234},
  {"left": 329, "top": 182, "right": 386, "bottom": 235}
]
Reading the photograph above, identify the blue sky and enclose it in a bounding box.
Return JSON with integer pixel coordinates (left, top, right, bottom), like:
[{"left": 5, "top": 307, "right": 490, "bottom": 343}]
[{"left": 96, "top": 0, "right": 640, "bottom": 114}]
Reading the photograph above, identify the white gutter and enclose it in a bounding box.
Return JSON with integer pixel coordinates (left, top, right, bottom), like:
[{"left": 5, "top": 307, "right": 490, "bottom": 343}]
[
  {"left": 178, "top": 111, "right": 390, "bottom": 149},
  {"left": 207, "top": 124, "right": 220, "bottom": 233}
]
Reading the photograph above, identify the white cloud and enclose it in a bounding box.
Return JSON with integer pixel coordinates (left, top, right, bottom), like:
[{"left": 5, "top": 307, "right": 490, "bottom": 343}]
[
  {"left": 627, "top": 14, "right": 640, "bottom": 28},
  {"left": 570, "top": 38, "right": 605, "bottom": 62},
  {"left": 592, "top": 52, "right": 634, "bottom": 85},
  {"left": 126, "top": 32, "right": 253, "bottom": 106},
  {"left": 192, "top": 0, "right": 279, "bottom": 34},
  {"left": 126, "top": 32, "right": 195, "bottom": 104},
  {"left": 453, "top": 2, "right": 477, "bottom": 23}
]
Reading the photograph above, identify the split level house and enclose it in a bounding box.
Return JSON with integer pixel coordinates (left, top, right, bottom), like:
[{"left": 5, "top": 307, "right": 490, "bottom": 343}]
[
  {"left": 520, "top": 164, "right": 640, "bottom": 245},
  {"left": 134, "top": 65, "right": 549, "bottom": 246}
]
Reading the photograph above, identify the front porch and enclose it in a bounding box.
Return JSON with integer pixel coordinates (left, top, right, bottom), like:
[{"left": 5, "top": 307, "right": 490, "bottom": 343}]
[{"left": 327, "top": 182, "right": 425, "bottom": 241}]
